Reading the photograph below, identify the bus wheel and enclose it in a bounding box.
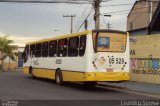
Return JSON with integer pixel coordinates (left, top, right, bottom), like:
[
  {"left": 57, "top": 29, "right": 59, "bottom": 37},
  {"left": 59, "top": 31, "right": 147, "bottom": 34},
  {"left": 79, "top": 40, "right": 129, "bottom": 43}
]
[
  {"left": 29, "top": 67, "right": 35, "bottom": 78},
  {"left": 84, "top": 81, "right": 97, "bottom": 87},
  {"left": 55, "top": 69, "right": 63, "bottom": 85}
]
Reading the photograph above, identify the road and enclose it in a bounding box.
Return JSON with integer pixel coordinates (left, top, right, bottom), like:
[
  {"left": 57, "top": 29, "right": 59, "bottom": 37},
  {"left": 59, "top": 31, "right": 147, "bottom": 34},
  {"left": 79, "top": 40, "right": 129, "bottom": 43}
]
[{"left": 0, "top": 71, "right": 159, "bottom": 106}]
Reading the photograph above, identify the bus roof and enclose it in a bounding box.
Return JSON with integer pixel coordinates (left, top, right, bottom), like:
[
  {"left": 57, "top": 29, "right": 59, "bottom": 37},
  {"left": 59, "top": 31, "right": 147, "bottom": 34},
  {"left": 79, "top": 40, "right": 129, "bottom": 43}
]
[
  {"left": 26, "top": 29, "right": 127, "bottom": 45},
  {"left": 26, "top": 30, "right": 92, "bottom": 45},
  {"left": 93, "top": 29, "right": 126, "bottom": 34}
]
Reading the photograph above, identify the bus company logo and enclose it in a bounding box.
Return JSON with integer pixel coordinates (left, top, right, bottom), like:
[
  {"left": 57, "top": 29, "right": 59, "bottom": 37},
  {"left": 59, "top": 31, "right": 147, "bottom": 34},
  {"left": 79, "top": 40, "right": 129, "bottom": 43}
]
[
  {"left": 98, "top": 57, "right": 106, "bottom": 65},
  {"left": 56, "top": 59, "right": 62, "bottom": 64},
  {"left": 1, "top": 100, "right": 18, "bottom": 106},
  {"left": 33, "top": 60, "right": 39, "bottom": 66},
  {"left": 92, "top": 56, "right": 107, "bottom": 69}
]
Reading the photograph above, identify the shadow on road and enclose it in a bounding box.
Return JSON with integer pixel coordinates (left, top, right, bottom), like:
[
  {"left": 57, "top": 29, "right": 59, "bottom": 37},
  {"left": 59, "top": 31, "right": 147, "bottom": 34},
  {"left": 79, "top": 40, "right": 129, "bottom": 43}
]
[{"left": 26, "top": 76, "right": 120, "bottom": 93}]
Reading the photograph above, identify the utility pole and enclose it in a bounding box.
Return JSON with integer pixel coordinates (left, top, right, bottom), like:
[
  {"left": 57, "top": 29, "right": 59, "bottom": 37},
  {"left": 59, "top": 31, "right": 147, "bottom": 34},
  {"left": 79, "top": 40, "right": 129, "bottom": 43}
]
[
  {"left": 107, "top": 22, "right": 112, "bottom": 30},
  {"left": 84, "top": 19, "right": 88, "bottom": 30},
  {"left": 93, "top": 0, "right": 101, "bottom": 30},
  {"left": 147, "top": 0, "right": 153, "bottom": 22},
  {"left": 63, "top": 14, "right": 76, "bottom": 33},
  {"left": 147, "top": 0, "right": 158, "bottom": 22}
]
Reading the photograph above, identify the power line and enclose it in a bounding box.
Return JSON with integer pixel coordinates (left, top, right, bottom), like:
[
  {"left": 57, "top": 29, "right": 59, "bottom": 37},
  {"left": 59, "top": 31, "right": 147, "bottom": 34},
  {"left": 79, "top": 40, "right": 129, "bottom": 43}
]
[
  {"left": 0, "top": 0, "right": 91, "bottom": 4},
  {"left": 103, "top": 5, "right": 158, "bottom": 15},
  {"left": 63, "top": 14, "right": 76, "bottom": 33},
  {"left": 76, "top": 7, "right": 93, "bottom": 32},
  {"left": 109, "top": 8, "right": 157, "bottom": 15},
  {"left": 101, "top": 3, "right": 134, "bottom": 7},
  {"left": 103, "top": 7, "right": 157, "bottom": 31},
  {"left": 101, "top": 2, "right": 159, "bottom": 7},
  {"left": 74, "top": 5, "right": 91, "bottom": 31},
  {"left": 0, "top": 0, "right": 113, "bottom": 4}
]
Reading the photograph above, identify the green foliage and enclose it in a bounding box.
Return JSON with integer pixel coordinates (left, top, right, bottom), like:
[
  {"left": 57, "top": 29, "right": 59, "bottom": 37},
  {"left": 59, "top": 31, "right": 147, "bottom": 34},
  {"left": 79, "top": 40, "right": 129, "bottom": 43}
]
[{"left": 0, "top": 34, "right": 17, "bottom": 61}]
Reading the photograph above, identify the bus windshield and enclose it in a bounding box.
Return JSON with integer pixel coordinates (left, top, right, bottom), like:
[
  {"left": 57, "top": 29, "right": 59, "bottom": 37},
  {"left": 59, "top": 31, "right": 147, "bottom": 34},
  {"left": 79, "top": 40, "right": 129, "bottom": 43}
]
[{"left": 93, "top": 31, "right": 127, "bottom": 52}]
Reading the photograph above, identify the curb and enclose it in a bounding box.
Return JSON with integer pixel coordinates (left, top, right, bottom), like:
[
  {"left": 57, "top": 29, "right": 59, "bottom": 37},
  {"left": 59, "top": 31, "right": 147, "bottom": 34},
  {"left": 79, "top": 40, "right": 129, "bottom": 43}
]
[{"left": 98, "top": 82, "right": 160, "bottom": 96}]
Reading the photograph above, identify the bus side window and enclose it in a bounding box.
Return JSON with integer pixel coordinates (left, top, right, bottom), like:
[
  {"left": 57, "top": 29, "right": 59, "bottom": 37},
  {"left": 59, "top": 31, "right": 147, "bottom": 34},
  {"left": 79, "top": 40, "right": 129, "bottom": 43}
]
[
  {"left": 35, "top": 43, "right": 42, "bottom": 57},
  {"left": 79, "top": 35, "right": 86, "bottom": 56},
  {"left": 30, "top": 44, "right": 35, "bottom": 57},
  {"left": 58, "top": 39, "right": 68, "bottom": 57},
  {"left": 49, "top": 41, "right": 57, "bottom": 57},
  {"left": 42, "top": 42, "right": 48, "bottom": 57},
  {"left": 68, "top": 37, "right": 79, "bottom": 57}
]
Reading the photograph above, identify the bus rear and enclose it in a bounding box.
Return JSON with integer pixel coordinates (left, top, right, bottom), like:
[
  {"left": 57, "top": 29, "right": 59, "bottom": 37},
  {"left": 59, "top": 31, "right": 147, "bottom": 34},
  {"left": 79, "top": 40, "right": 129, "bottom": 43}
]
[{"left": 86, "top": 30, "right": 129, "bottom": 82}]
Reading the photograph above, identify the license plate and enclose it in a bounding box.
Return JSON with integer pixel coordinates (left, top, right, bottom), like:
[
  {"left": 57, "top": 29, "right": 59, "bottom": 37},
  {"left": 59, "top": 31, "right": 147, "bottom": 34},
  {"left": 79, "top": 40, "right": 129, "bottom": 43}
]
[{"left": 106, "top": 69, "right": 113, "bottom": 72}]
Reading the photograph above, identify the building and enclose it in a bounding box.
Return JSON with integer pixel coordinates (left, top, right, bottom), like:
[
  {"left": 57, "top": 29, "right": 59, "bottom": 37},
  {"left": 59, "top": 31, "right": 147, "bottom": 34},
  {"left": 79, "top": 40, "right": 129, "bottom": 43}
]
[
  {"left": 148, "top": 1, "right": 160, "bottom": 34},
  {"left": 129, "top": 1, "right": 160, "bottom": 84},
  {"left": 127, "top": 0, "right": 159, "bottom": 36}
]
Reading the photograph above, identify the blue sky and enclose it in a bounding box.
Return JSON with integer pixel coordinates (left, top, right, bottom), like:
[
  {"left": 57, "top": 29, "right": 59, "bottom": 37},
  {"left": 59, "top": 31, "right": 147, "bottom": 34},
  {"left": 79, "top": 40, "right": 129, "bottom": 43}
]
[{"left": 0, "top": 0, "right": 136, "bottom": 46}]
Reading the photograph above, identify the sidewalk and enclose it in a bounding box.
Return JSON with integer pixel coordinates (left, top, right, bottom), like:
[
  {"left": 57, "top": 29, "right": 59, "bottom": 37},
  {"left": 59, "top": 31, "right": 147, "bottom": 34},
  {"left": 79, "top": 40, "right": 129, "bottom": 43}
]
[{"left": 99, "top": 81, "right": 160, "bottom": 95}]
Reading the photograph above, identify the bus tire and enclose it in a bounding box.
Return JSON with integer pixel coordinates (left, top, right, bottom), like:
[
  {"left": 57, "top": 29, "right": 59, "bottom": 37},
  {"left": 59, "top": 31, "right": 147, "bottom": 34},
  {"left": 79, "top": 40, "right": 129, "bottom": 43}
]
[
  {"left": 55, "top": 69, "right": 63, "bottom": 85},
  {"left": 29, "top": 67, "right": 35, "bottom": 78},
  {"left": 84, "top": 81, "right": 97, "bottom": 87}
]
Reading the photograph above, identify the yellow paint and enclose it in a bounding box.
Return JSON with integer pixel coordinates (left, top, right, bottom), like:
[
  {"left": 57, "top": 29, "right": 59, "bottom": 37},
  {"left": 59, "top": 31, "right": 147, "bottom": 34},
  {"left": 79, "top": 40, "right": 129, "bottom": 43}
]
[
  {"left": 33, "top": 68, "right": 55, "bottom": 79},
  {"left": 130, "top": 34, "right": 160, "bottom": 84},
  {"left": 23, "top": 67, "right": 29, "bottom": 74},
  {"left": 63, "top": 71, "right": 85, "bottom": 81},
  {"left": 84, "top": 72, "right": 129, "bottom": 81},
  {"left": 97, "top": 32, "right": 127, "bottom": 52},
  {"left": 130, "top": 34, "right": 160, "bottom": 58},
  {"left": 27, "top": 30, "right": 92, "bottom": 45},
  {"left": 23, "top": 67, "right": 55, "bottom": 79},
  {"left": 23, "top": 67, "right": 129, "bottom": 82},
  {"left": 3, "top": 63, "right": 16, "bottom": 71},
  {"left": 63, "top": 71, "right": 129, "bottom": 81}
]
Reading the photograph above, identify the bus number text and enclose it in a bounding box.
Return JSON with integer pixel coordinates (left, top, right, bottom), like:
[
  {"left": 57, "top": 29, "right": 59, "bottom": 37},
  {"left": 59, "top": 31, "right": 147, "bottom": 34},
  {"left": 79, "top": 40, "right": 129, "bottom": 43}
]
[
  {"left": 56, "top": 59, "right": 62, "bottom": 64},
  {"left": 109, "top": 58, "right": 124, "bottom": 64}
]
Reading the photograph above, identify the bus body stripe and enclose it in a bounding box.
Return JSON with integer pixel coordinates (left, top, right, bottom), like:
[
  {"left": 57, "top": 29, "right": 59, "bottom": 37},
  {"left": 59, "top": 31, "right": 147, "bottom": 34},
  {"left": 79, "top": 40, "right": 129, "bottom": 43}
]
[{"left": 23, "top": 67, "right": 129, "bottom": 81}]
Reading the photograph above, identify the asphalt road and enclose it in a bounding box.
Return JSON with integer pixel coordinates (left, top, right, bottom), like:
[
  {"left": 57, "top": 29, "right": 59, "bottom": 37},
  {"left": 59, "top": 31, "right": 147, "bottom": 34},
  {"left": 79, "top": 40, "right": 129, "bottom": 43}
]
[{"left": 0, "top": 71, "right": 159, "bottom": 106}]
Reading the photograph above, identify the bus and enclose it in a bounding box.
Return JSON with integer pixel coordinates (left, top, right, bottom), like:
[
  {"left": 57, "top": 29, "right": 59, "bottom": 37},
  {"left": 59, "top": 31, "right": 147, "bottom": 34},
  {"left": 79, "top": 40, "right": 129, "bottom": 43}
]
[{"left": 22, "top": 29, "right": 129, "bottom": 85}]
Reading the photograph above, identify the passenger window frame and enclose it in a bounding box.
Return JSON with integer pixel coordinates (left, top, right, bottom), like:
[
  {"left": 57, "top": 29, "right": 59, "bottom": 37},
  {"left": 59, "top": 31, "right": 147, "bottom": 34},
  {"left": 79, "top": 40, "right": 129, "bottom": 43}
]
[
  {"left": 57, "top": 39, "right": 68, "bottom": 57},
  {"left": 42, "top": 42, "right": 49, "bottom": 57},
  {"left": 35, "top": 43, "right": 42, "bottom": 57},
  {"left": 79, "top": 35, "right": 86, "bottom": 57},
  {"left": 49, "top": 40, "right": 57, "bottom": 57},
  {"left": 68, "top": 37, "right": 79, "bottom": 57}
]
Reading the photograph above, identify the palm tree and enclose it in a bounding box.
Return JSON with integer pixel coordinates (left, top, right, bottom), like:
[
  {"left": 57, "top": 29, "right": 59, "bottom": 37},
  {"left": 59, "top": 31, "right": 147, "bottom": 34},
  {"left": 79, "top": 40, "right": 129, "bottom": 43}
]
[{"left": 0, "top": 34, "right": 17, "bottom": 71}]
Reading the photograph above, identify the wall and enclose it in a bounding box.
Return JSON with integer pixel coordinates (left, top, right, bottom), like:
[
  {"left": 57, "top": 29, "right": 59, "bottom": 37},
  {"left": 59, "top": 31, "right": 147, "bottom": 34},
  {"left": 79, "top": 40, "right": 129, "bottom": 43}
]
[
  {"left": 129, "top": 28, "right": 148, "bottom": 36},
  {"left": 3, "top": 56, "right": 18, "bottom": 71},
  {"left": 127, "top": 1, "right": 158, "bottom": 31},
  {"left": 130, "top": 34, "right": 160, "bottom": 84},
  {"left": 1, "top": 47, "right": 24, "bottom": 71}
]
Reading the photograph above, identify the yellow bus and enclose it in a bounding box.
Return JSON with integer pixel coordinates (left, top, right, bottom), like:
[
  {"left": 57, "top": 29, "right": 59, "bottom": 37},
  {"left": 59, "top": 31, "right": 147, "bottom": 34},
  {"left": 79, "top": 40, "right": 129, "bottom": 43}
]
[{"left": 23, "top": 29, "right": 129, "bottom": 86}]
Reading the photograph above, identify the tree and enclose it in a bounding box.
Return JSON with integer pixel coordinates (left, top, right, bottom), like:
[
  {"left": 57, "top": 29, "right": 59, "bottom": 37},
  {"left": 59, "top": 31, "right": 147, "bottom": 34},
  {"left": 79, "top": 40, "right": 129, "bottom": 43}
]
[{"left": 0, "top": 34, "right": 17, "bottom": 71}]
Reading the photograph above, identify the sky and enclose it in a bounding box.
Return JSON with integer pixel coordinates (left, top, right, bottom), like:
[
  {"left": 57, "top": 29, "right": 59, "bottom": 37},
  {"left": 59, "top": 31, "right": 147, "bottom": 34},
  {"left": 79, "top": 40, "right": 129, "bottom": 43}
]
[{"left": 0, "top": 0, "right": 136, "bottom": 47}]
